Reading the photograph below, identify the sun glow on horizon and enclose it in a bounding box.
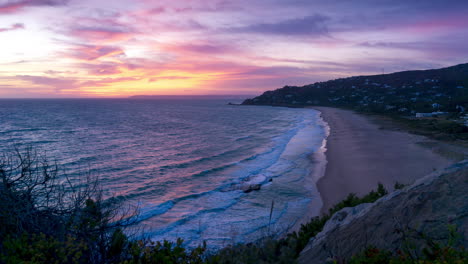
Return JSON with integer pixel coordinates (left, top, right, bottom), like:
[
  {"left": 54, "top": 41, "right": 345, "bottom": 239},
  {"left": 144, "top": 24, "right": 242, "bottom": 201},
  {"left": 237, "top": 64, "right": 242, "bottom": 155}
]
[{"left": 0, "top": 0, "right": 467, "bottom": 98}]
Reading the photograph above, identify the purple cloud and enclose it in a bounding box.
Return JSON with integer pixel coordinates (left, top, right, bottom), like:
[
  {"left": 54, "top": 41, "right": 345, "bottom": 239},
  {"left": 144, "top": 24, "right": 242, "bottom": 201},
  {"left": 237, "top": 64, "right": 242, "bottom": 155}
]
[
  {"left": 168, "top": 43, "right": 237, "bottom": 55},
  {"left": 80, "top": 62, "right": 122, "bottom": 75},
  {"left": 360, "top": 40, "right": 468, "bottom": 59},
  {"left": 231, "top": 14, "right": 330, "bottom": 36},
  {"left": 0, "top": 23, "right": 24, "bottom": 32},
  {"left": 67, "top": 44, "right": 125, "bottom": 61},
  {"left": 70, "top": 26, "right": 135, "bottom": 42},
  {"left": 16, "top": 75, "right": 78, "bottom": 92},
  {"left": 16, "top": 74, "right": 141, "bottom": 92},
  {"left": 0, "top": 0, "right": 68, "bottom": 14}
]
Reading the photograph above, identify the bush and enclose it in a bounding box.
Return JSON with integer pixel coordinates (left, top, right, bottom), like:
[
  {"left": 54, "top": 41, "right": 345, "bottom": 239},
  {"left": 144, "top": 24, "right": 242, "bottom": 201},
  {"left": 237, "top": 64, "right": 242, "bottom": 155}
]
[{"left": 0, "top": 147, "right": 137, "bottom": 263}]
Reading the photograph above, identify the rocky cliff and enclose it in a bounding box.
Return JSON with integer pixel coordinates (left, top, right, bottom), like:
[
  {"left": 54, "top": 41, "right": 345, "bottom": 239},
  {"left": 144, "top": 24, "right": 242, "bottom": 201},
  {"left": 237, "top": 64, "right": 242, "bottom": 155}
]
[{"left": 299, "top": 160, "right": 468, "bottom": 263}]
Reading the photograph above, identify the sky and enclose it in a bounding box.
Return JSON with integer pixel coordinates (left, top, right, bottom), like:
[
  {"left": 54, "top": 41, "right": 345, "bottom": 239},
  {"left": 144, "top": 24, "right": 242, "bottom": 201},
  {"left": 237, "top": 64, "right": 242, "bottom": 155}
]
[{"left": 0, "top": 0, "right": 467, "bottom": 98}]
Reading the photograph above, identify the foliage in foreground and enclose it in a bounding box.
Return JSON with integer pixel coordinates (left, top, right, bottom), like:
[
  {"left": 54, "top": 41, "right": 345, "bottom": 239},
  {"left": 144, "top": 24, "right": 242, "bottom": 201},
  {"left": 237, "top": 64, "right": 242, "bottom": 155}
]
[
  {"left": 347, "top": 245, "right": 467, "bottom": 264},
  {"left": 0, "top": 148, "right": 207, "bottom": 264}
]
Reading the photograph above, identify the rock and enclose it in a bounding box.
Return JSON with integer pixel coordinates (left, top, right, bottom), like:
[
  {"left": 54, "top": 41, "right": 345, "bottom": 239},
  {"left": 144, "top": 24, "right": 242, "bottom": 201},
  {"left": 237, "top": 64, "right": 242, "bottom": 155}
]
[
  {"left": 242, "top": 184, "right": 261, "bottom": 193},
  {"left": 299, "top": 160, "right": 468, "bottom": 263}
]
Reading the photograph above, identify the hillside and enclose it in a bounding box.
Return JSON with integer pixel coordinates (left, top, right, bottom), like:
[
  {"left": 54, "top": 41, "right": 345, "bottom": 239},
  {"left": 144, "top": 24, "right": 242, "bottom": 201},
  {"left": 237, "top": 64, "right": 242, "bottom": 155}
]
[
  {"left": 243, "top": 63, "right": 468, "bottom": 113},
  {"left": 242, "top": 63, "right": 468, "bottom": 140}
]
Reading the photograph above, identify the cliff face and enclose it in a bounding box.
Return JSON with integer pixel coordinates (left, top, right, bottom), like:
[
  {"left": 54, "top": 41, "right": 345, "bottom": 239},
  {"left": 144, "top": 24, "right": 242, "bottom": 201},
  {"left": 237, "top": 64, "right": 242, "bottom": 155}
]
[{"left": 298, "top": 160, "right": 468, "bottom": 263}]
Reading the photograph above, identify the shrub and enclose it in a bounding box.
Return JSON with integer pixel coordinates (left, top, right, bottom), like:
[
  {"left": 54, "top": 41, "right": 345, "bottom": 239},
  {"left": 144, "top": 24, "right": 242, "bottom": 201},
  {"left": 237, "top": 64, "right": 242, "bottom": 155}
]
[{"left": 0, "top": 147, "right": 137, "bottom": 263}]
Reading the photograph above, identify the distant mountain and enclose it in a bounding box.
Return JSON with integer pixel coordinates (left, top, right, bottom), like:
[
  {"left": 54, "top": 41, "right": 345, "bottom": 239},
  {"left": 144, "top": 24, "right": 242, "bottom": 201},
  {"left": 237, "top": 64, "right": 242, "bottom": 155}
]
[
  {"left": 242, "top": 63, "right": 468, "bottom": 115},
  {"left": 130, "top": 95, "right": 254, "bottom": 100}
]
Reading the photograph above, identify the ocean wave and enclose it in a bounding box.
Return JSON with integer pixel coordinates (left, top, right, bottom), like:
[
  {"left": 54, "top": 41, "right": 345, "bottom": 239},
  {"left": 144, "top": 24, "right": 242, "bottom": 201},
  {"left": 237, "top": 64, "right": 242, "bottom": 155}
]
[
  {"left": 0, "top": 128, "right": 47, "bottom": 134},
  {"left": 0, "top": 100, "right": 329, "bottom": 249},
  {"left": 157, "top": 147, "right": 248, "bottom": 171}
]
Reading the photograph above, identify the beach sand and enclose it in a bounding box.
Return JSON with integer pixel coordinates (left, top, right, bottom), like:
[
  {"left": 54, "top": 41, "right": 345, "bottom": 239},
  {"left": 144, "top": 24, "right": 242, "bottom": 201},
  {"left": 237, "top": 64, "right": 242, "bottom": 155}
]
[{"left": 313, "top": 107, "right": 454, "bottom": 215}]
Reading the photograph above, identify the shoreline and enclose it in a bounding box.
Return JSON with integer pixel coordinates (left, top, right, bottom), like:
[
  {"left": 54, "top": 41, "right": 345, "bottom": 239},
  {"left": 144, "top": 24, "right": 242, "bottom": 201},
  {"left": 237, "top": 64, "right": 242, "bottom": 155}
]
[
  {"left": 287, "top": 109, "right": 330, "bottom": 233},
  {"left": 311, "top": 107, "right": 454, "bottom": 215}
]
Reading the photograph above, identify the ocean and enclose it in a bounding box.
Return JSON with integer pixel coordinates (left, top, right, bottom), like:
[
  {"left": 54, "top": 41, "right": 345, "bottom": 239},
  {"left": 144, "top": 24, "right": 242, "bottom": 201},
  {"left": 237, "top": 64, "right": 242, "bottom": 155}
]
[{"left": 0, "top": 98, "right": 329, "bottom": 248}]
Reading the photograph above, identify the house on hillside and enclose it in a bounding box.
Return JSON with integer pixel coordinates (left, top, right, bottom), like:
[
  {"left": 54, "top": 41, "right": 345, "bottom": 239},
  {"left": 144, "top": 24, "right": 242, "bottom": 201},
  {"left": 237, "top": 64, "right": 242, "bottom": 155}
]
[
  {"left": 432, "top": 103, "right": 441, "bottom": 109},
  {"left": 415, "top": 111, "right": 449, "bottom": 118}
]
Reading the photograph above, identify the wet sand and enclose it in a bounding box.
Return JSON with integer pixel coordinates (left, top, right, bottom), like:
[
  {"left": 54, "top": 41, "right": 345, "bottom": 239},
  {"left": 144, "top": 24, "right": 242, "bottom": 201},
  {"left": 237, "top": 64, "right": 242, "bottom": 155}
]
[{"left": 312, "top": 107, "right": 453, "bottom": 215}]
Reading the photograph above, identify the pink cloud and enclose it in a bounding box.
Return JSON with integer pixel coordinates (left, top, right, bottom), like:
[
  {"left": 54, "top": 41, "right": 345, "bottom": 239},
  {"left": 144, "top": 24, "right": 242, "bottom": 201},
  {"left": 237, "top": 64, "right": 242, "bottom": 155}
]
[
  {"left": 15, "top": 74, "right": 142, "bottom": 93},
  {"left": 0, "top": 0, "right": 68, "bottom": 14},
  {"left": 406, "top": 15, "right": 468, "bottom": 33},
  {"left": 70, "top": 26, "right": 134, "bottom": 43},
  {"left": 79, "top": 62, "right": 122, "bottom": 75},
  {"left": 80, "top": 76, "right": 141, "bottom": 87},
  {"left": 67, "top": 44, "right": 125, "bottom": 61},
  {"left": 16, "top": 75, "right": 79, "bottom": 92},
  {"left": 164, "top": 43, "right": 238, "bottom": 55}
]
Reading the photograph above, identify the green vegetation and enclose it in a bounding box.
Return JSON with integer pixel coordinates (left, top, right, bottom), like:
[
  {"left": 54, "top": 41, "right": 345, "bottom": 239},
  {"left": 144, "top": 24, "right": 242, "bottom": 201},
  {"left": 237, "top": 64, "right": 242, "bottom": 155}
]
[
  {"left": 381, "top": 115, "right": 468, "bottom": 141},
  {"left": 348, "top": 245, "right": 467, "bottom": 264},
  {"left": 347, "top": 224, "right": 467, "bottom": 264},
  {"left": 393, "top": 182, "right": 406, "bottom": 190}
]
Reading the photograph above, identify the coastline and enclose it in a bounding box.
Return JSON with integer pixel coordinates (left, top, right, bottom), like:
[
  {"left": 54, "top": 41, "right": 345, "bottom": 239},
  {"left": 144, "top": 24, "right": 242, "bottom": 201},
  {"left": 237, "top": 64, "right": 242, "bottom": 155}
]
[
  {"left": 311, "top": 107, "right": 454, "bottom": 215},
  {"left": 287, "top": 109, "right": 330, "bottom": 233}
]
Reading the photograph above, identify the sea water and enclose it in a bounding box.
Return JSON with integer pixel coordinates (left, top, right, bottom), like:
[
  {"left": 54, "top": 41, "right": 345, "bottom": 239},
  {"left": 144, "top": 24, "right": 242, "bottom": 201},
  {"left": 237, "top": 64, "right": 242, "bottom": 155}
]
[{"left": 0, "top": 98, "right": 329, "bottom": 248}]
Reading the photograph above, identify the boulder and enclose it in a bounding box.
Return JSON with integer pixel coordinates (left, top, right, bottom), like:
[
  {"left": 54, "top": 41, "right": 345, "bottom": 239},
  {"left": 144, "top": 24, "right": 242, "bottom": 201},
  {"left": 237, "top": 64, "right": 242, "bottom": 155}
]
[{"left": 242, "top": 184, "right": 261, "bottom": 193}]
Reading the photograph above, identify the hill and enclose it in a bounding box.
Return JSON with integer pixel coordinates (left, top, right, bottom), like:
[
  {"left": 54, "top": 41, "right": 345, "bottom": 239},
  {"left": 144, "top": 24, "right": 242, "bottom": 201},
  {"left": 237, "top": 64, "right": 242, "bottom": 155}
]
[{"left": 242, "top": 63, "right": 468, "bottom": 140}]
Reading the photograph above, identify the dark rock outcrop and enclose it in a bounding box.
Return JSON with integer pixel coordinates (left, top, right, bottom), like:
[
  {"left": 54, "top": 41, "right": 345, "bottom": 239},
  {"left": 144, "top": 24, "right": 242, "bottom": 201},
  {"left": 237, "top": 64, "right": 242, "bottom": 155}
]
[
  {"left": 242, "top": 184, "right": 262, "bottom": 193},
  {"left": 299, "top": 160, "right": 468, "bottom": 263}
]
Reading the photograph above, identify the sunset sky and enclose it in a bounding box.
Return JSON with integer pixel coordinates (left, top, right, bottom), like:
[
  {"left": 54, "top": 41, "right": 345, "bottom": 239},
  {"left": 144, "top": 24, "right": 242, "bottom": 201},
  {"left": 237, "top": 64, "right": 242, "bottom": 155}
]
[{"left": 1, "top": 0, "right": 467, "bottom": 98}]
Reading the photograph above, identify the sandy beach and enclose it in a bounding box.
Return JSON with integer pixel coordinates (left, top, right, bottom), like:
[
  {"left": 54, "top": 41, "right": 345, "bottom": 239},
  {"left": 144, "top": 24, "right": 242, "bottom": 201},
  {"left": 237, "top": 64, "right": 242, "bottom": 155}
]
[{"left": 313, "top": 107, "right": 454, "bottom": 215}]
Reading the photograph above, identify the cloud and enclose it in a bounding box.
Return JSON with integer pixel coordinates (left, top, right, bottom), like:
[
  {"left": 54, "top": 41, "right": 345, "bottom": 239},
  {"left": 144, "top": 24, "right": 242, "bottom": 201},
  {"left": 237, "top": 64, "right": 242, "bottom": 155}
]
[
  {"left": 15, "top": 74, "right": 142, "bottom": 93},
  {"left": 16, "top": 74, "right": 75, "bottom": 85},
  {"left": 16, "top": 75, "right": 78, "bottom": 92},
  {"left": 70, "top": 26, "right": 135, "bottom": 43},
  {"left": 164, "top": 43, "right": 237, "bottom": 55},
  {"left": 231, "top": 14, "right": 330, "bottom": 36},
  {"left": 79, "top": 62, "right": 122, "bottom": 75},
  {"left": 146, "top": 6, "right": 165, "bottom": 14},
  {"left": 0, "top": 0, "right": 68, "bottom": 14},
  {"left": 359, "top": 40, "right": 468, "bottom": 59},
  {"left": 67, "top": 44, "right": 125, "bottom": 61},
  {"left": 0, "top": 23, "right": 24, "bottom": 32},
  {"left": 64, "top": 13, "right": 137, "bottom": 43},
  {"left": 148, "top": 76, "right": 190, "bottom": 82},
  {"left": 44, "top": 69, "right": 77, "bottom": 75},
  {"left": 80, "top": 76, "right": 141, "bottom": 87}
]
